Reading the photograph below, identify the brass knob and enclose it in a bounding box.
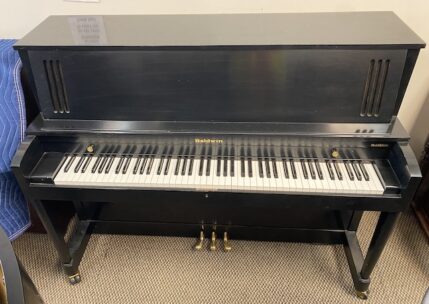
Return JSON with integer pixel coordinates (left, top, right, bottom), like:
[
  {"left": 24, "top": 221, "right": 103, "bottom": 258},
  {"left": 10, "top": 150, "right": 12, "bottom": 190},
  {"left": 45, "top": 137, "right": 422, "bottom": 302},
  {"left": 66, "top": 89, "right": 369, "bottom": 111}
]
[
  {"left": 193, "top": 231, "right": 204, "bottom": 251},
  {"left": 86, "top": 144, "right": 95, "bottom": 153},
  {"left": 210, "top": 231, "right": 217, "bottom": 251},
  {"left": 223, "top": 232, "right": 232, "bottom": 252},
  {"left": 331, "top": 148, "right": 339, "bottom": 158}
]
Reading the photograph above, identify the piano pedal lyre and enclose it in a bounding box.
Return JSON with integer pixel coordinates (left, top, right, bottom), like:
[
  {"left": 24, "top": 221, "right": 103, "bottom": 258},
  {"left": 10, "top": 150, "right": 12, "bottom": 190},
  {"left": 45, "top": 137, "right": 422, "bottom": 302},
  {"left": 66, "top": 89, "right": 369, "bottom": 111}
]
[
  {"left": 223, "top": 232, "right": 232, "bottom": 252},
  {"left": 210, "top": 231, "right": 217, "bottom": 251},
  {"left": 193, "top": 230, "right": 205, "bottom": 251}
]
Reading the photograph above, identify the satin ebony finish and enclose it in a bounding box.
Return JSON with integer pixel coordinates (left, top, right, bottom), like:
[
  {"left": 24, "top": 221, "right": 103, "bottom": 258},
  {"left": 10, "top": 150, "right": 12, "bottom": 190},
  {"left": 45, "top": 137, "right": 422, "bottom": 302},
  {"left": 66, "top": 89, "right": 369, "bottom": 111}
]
[
  {"left": 14, "top": 13, "right": 425, "bottom": 48},
  {"left": 27, "top": 48, "right": 407, "bottom": 123},
  {"left": 11, "top": 13, "right": 425, "bottom": 296},
  {"left": 15, "top": 13, "right": 425, "bottom": 128}
]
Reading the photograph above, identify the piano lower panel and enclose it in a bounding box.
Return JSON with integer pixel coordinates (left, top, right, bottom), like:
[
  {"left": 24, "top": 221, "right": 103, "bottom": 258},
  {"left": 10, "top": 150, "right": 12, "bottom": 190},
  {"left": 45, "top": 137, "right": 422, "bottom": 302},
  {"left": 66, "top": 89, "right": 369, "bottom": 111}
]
[
  {"left": 90, "top": 220, "right": 347, "bottom": 244},
  {"left": 79, "top": 199, "right": 350, "bottom": 230}
]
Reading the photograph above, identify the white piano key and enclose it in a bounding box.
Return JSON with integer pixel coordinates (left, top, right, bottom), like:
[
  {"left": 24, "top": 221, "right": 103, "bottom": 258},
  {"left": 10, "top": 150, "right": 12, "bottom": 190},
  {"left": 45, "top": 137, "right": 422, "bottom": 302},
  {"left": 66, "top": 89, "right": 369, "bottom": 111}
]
[
  {"left": 123, "top": 158, "right": 138, "bottom": 186},
  {"left": 284, "top": 160, "right": 295, "bottom": 191},
  {"left": 253, "top": 160, "right": 264, "bottom": 191},
  {"left": 232, "top": 160, "right": 240, "bottom": 190},
  {"left": 304, "top": 160, "right": 317, "bottom": 192},
  {"left": 294, "top": 160, "right": 306, "bottom": 192},
  {"left": 275, "top": 160, "right": 288, "bottom": 192},
  {"left": 166, "top": 158, "right": 177, "bottom": 186},
  {"left": 330, "top": 161, "right": 344, "bottom": 193},
  {"left": 188, "top": 157, "right": 199, "bottom": 189},
  {"left": 78, "top": 157, "right": 96, "bottom": 185},
  {"left": 338, "top": 162, "right": 356, "bottom": 193},
  {"left": 365, "top": 162, "right": 385, "bottom": 194},
  {"left": 319, "top": 161, "right": 333, "bottom": 192},
  {"left": 312, "top": 161, "right": 324, "bottom": 192}
]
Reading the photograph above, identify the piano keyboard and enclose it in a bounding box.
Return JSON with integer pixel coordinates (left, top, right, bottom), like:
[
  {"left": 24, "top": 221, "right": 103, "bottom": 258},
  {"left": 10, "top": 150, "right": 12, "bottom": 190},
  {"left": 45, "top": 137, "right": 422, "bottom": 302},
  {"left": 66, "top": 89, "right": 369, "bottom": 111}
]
[{"left": 54, "top": 153, "right": 385, "bottom": 195}]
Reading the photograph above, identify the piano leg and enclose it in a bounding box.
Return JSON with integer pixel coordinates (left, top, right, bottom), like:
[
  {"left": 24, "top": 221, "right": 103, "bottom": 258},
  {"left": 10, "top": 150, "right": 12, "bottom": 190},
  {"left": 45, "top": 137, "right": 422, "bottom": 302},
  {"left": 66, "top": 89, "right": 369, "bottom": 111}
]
[
  {"left": 344, "top": 212, "right": 400, "bottom": 299},
  {"left": 31, "top": 200, "right": 93, "bottom": 285}
]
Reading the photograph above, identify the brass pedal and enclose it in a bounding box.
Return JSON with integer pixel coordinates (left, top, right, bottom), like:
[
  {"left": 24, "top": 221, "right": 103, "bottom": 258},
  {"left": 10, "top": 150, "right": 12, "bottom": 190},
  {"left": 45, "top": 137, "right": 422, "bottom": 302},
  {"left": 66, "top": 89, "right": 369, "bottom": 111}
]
[
  {"left": 223, "top": 232, "right": 232, "bottom": 252},
  {"left": 210, "top": 231, "right": 217, "bottom": 251},
  {"left": 194, "top": 230, "right": 204, "bottom": 251}
]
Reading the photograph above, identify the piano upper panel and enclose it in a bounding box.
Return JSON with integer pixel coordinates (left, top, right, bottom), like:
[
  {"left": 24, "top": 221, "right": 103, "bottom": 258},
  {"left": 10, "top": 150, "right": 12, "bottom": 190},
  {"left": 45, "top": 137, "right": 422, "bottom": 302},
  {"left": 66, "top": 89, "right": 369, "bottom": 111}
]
[
  {"left": 15, "top": 13, "right": 425, "bottom": 131},
  {"left": 27, "top": 48, "right": 408, "bottom": 123}
]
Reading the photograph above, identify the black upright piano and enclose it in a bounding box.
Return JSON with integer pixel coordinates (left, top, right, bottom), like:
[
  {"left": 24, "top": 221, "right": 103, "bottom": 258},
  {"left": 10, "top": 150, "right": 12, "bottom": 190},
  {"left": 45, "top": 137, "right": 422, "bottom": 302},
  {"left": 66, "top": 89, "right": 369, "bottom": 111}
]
[{"left": 12, "top": 12, "right": 425, "bottom": 299}]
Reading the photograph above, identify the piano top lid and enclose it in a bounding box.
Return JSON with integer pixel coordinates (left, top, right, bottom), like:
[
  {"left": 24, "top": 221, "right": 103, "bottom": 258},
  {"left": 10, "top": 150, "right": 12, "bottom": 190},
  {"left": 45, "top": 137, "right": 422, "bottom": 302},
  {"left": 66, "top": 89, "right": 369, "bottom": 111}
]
[{"left": 14, "top": 12, "right": 425, "bottom": 49}]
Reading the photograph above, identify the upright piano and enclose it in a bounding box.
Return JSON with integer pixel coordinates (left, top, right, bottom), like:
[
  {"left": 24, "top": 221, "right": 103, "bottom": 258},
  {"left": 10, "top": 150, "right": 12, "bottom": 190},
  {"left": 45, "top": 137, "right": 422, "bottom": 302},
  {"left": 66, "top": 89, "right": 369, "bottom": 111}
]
[{"left": 12, "top": 12, "right": 425, "bottom": 299}]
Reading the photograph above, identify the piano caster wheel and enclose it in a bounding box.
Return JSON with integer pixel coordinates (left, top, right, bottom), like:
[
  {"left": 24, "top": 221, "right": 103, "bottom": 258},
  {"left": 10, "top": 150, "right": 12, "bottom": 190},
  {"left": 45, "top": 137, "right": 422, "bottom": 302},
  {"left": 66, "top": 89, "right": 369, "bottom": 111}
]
[
  {"left": 68, "top": 273, "right": 81, "bottom": 285},
  {"left": 210, "top": 231, "right": 217, "bottom": 251},
  {"left": 355, "top": 290, "right": 369, "bottom": 300},
  {"left": 194, "top": 231, "right": 205, "bottom": 251},
  {"left": 223, "top": 232, "right": 232, "bottom": 252}
]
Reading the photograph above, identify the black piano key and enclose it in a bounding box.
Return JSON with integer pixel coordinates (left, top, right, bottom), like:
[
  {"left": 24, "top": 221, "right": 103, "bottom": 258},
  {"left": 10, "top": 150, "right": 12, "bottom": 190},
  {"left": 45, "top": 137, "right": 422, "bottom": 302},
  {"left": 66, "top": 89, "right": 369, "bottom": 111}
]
[
  {"left": 230, "top": 147, "right": 235, "bottom": 177},
  {"left": 181, "top": 157, "right": 188, "bottom": 176},
  {"left": 104, "top": 145, "right": 120, "bottom": 174},
  {"left": 314, "top": 160, "right": 323, "bottom": 180},
  {"left": 289, "top": 160, "right": 297, "bottom": 179},
  {"left": 223, "top": 157, "right": 228, "bottom": 177},
  {"left": 122, "top": 157, "right": 132, "bottom": 174},
  {"left": 216, "top": 157, "right": 222, "bottom": 177},
  {"left": 351, "top": 161, "right": 362, "bottom": 181},
  {"left": 64, "top": 155, "right": 76, "bottom": 173},
  {"left": 282, "top": 159, "right": 289, "bottom": 178},
  {"left": 241, "top": 158, "right": 245, "bottom": 177},
  {"left": 146, "top": 156, "right": 155, "bottom": 175},
  {"left": 188, "top": 157, "right": 194, "bottom": 176},
  {"left": 333, "top": 161, "right": 343, "bottom": 180},
  {"left": 300, "top": 159, "right": 308, "bottom": 179},
  {"left": 264, "top": 158, "right": 271, "bottom": 178},
  {"left": 174, "top": 157, "right": 181, "bottom": 176},
  {"left": 133, "top": 156, "right": 142, "bottom": 174},
  {"left": 98, "top": 155, "right": 109, "bottom": 173},
  {"left": 359, "top": 161, "right": 370, "bottom": 181},
  {"left": 91, "top": 156, "right": 102, "bottom": 173},
  {"left": 247, "top": 158, "right": 253, "bottom": 178},
  {"left": 258, "top": 159, "right": 264, "bottom": 178},
  {"left": 181, "top": 146, "right": 190, "bottom": 176},
  {"left": 74, "top": 155, "right": 86, "bottom": 173},
  {"left": 157, "top": 157, "right": 165, "bottom": 175},
  {"left": 81, "top": 155, "right": 92, "bottom": 173},
  {"left": 139, "top": 146, "right": 152, "bottom": 174},
  {"left": 344, "top": 161, "right": 354, "bottom": 181},
  {"left": 198, "top": 157, "right": 205, "bottom": 176},
  {"left": 307, "top": 159, "right": 316, "bottom": 179},
  {"left": 129, "top": 145, "right": 137, "bottom": 155},
  {"left": 133, "top": 146, "right": 146, "bottom": 175},
  {"left": 206, "top": 157, "right": 211, "bottom": 176},
  {"left": 326, "top": 160, "right": 335, "bottom": 180},
  {"left": 115, "top": 156, "right": 125, "bottom": 174},
  {"left": 188, "top": 146, "right": 196, "bottom": 176},
  {"left": 105, "top": 156, "right": 115, "bottom": 174},
  {"left": 139, "top": 157, "right": 149, "bottom": 174},
  {"left": 164, "top": 156, "right": 172, "bottom": 175},
  {"left": 271, "top": 159, "right": 278, "bottom": 178}
]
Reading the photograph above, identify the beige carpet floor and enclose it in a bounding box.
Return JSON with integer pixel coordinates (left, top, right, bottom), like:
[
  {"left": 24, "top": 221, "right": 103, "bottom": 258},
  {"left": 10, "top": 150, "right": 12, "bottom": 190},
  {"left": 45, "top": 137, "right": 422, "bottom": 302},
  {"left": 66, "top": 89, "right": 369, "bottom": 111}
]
[{"left": 12, "top": 211, "right": 429, "bottom": 304}]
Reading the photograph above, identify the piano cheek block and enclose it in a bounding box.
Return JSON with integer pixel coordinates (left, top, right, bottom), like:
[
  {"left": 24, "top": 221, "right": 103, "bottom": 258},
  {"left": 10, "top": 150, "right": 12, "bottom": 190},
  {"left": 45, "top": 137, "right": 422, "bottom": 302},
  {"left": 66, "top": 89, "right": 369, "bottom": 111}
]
[
  {"left": 29, "top": 152, "right": 65, "bottom": 183},
  {"left": 12, "top": 12, "right": 424, "bottom": 297}
]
